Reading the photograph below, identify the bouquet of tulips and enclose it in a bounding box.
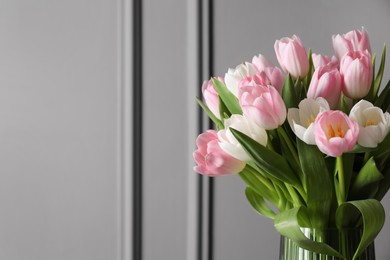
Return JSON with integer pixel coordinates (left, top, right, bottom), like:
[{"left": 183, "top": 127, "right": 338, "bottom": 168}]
[{"left": 193, "top": 28, "right": 390, "bottom": 259}]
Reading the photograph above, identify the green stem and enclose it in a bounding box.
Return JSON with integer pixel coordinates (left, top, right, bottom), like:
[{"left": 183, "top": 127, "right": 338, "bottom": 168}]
[
  {"left": 246, "top": 165, "right": 275, "bottom": 192},
  {"left": 337, "top": 156, "right": 346, "bottom": 205},
  {"left": 277, "top": 126, "right": 300, "bottom": 167}
]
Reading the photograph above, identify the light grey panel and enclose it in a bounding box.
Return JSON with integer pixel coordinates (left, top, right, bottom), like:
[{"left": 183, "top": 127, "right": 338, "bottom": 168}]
[
  {"left": 214, "top": 0, "right": 390, "bottom": 259},
  {"left": 0, "top": 1, "right": 128, "bottom": 259},
  {"left": 143, "top": 0, "right": 191, "bottom": 259}
]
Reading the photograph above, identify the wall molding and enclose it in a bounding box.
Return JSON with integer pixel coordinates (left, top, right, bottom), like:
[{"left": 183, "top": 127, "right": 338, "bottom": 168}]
[
  {"left": 187, "top": 0, "right": 215, "bottom": 259},
  {"left": 116, "top": 0, "right": 133, "bottom": 259}
]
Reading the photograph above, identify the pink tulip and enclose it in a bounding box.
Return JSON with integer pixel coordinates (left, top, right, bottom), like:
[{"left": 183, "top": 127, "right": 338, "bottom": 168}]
[
  {"left": 307, "top": 65, "right": 342, "bottom": 109},
  {"left": 340, "top": 50, "right": 373, "bottom": 99},
  {"left": 193, "top": 130, "right": 245, "bottom": 176},
  {"left": 314, "top": 110, "right": 359, "bottom": 157},
  {"left": 312, "top": 53, "right": 338, "bottom": 70},
  {"left": 274, "top": 35, "right": 309, "bottom": 79},
  {"left": 252, "top": 54, "right": 284, "bottom": 94},
  {"left": 202, "top": 77, "right": 223, "bottom": 119},
  {"left": 332, "top": 28, "right": 371, "bottom": 60},
  {"left": 239, "top": 81, "right": 286, "bottom": 130}
]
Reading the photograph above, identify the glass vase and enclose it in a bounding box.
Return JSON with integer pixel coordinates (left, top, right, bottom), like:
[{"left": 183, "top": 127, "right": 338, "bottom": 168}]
[{"left": 279, "top": 228, "right": 375, "bottom": 260}]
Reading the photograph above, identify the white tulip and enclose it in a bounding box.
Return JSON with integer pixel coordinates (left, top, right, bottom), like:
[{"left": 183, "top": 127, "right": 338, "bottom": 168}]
[
  {"left": 349, "top": 100, "right": 390, "bottom": 148},
  {"left": 218, "top": 114, "right": 267, "bottom": 161},
  {"left": 224, "top": 62, "right": 257, "bottom": 97},
  {"left": 287, "top": 98, "right": 330, "bottom": 145}
]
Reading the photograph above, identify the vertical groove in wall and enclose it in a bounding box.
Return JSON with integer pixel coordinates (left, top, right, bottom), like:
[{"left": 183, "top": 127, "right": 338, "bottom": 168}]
[
  {"left": 133, "top": 0, "right": 143, "bottom": 259},
  {"left": 207, "top": 0, "right": 214, "bottom": 259},
  {"left": 197, "top": 0, "right": 204, "bottom": 259}
]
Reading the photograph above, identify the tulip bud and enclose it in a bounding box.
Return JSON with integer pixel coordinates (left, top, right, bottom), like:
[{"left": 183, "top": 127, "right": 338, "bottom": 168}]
[
  {"left": 202, "top": 77, "right": 223, "bottom": 119},
  {"left": 332, "top": 28, "right": 371, "bottom": 60},
  {"left": 340, "top": 50, "right": 373, "bottom": 99},
  {"left": 312, "top": 53, "right": 338, "bottom": 70},
  {"left": 239, "top": 82, "right": 286, "bottom": 130},
  {"left": 307, "top": 65, "right": 342, "bottom": 109},
  {"left": 224, "top": 62, "right": 257, "bottom": 97},
  {"left": 252, "top": 54, "right": 285, "bottom": 94},
  {"left": 274, "top": 35, "right": 309, "bottom": 79},
  {"left": 193, "top": 130, "right": 245, "bottom": 176}
]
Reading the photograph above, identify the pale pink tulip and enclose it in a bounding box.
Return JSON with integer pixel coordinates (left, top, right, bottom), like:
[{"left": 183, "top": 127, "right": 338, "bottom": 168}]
[
  {"left": 340, "top": 50, "right": 373, "bottom": 99},
  {"left": 274, "top": 35, "right": 309, "bottom": 79},
  {"left": 252, "top": 54, "right": 284, "bottom": 94},
  {"left": 193, "top": 130, "right": 246, "bottom": 176},
  {"left": 239, "top": 82, "right": 286, "bottom": 130},
  {"left": 332, "top": 28, "right": 371, "bottom": 60},
  {"left": 202, "top": 77, "right": 223, "bottom": 119},
  {"left": 314, "top": 110, "right": 359, "bottom": 157},
  {"left": 307, "top": 65, "right": 342, "bottom": 109},
  {"left": 312, "top": 53, "right": 338, "bottom": 69}
]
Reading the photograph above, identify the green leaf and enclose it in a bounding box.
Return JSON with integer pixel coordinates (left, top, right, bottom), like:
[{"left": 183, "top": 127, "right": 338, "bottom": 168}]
[
  {"left": 336, "top": 199, "right": 385, "bottom": 260},
  {"left": 375, "top": 163, "right": 390, "bottom": 200},
  {"left": 230, "top": 128, "right": 301, "bottom": 188},
  {"left": 372, "top": 131, "right": 390, "bottom": 160},
  {"left": 350, "top": 157, "right": 383, "bottom": 199},
  {"left": 245, "top": 186, "right": 276, "bottom": 219},
  {"left": 239, "top": 165, "right": 279, "bottom": 206},
  {"left": 372, "top": 44, "right": 386, "bottom": 101},
  {"left": 340, "top": 95, "right": 350, "bottom": 114},
  {"left": 374, "top": 79, "right": 390, "bottom": 111},
  {"left": 297, "top": 140, "right": 332, "bottom": 228},
  {"left": 303, "top": 48, "right": 314, "bottom": 88},
  {"left": 212, "top": 78, "right": 242, "bottom": 115},
  {"left": 282, "top": 74, "right": 298, "bottom": 109},
  {"left": 195, "top": 97, "right": 224, "bottom": 130},
  {"left": 274, "top": 206, "right": 344, "bottom": 258}
]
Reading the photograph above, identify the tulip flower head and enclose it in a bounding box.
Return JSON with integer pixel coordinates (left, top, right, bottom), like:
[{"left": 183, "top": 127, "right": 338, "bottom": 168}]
[
  {"left": 274, "top": 35, "right": 309, "bottom": 79},
  {"left": 312, "top": 53, "right": 339, "bottom": 70},
  {"left": 193, "top": 130, "right": 246, "bottom": 176},
  {"left": 314, "top": 110, "right": 359, "bottom": 157},
  {"left": 288, "top": 98, "right": 330, "bottom": 145},
  {"left": 349, "top": 100, "right": 390, "bottom": 148},
  {"left": 332, "top": 28, "right": 371, "bottom": 60},
  {"left": 307, "top": 64, "right": 342, "bottom": 109},
  {"left": 239, "top": 82, "right": 286, "bottom": 130},
  {"left": 202, "top": 77, "right": 223, "bottom": 119},
  {"left": 340, "top": 50, "right": 373, "bottom": 99},
  {"left": 224, "top": 62, "right": 257, "bottom": 97}
]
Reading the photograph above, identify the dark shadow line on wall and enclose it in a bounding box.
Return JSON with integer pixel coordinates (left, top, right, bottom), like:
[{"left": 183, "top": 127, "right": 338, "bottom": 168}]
[
  {"left": 197, "top": 0, "right": 204, "bottom": 260},
  {"left": 133, "top": 0, "right": 143, "bottom": 259},
  {"left": 207, "top": 0, "right": 215, "bottom": 259}
]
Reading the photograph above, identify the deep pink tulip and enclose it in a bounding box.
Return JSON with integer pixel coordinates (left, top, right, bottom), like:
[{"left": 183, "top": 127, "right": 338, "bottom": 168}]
[
  {"left": 312, "top": 53, "right": 338, "bottom": 70},
  {"left": 252, "top": 55, "right": 284, "bottom": 94},
  {"left": 307, "top": 65, "right": 342, "bottom": 109},
  {"left": 340, "top": 50, "right": 373, "bottom": 99},
  {"left": 202, "top": 77, "right": 223, "bottom": 119},
  {"left": 193, "top": 130, "right": 245, "bottom": 176},
  {"left": 274, "top": 35, "right": 309, "bottom": 79},
  {"left": 239, "top": 81, "right": 286, "bottom": 130},
  {"left": 314, "top": 110, "right": 359, "bottom": 157},
  {"left": 332, "top": 28, "right": 371, "bottom": 60}
]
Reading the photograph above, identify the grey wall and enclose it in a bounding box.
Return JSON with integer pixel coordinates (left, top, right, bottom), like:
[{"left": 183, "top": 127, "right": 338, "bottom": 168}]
[{"left": 0, "top": 0, "right": 132, "bottom": 259}]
